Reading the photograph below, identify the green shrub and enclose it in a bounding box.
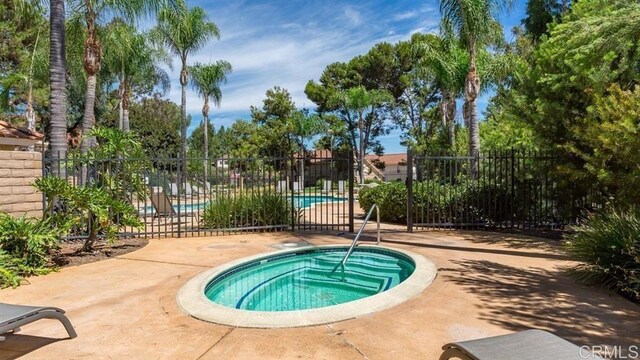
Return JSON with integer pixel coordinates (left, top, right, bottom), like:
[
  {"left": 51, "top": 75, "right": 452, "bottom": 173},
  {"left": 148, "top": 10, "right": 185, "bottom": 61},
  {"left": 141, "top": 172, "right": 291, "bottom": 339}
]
[
  {"left": 0, "top": 250, "right": 24, "bottom": 288},
  {"left": 359, "top": 180, "right": 515, "bottom": 224},
  {"left": 201, "top": 192, "right": 292, "bottom": 229},
  {"left": 566, "top": 208, "right": 640, "bottom": 302},
  {"left": 359, "top": 182, "right": 407, "bottom": 222},
  {"left": 34, "top": 177, "right": 143, "bottom": 252},
  {"left": 0, "top": 214, "right": 63, "bottom": 288}
]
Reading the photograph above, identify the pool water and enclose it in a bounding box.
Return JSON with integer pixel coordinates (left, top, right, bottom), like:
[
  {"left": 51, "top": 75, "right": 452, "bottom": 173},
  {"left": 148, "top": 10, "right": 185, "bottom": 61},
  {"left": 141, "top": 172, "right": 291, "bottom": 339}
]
[
  {"left": 141, "top": 195, "right": 345, "bottom": 214},
  {"left": 204, "top": 247, "right": 415, "bottom": 311},
  {"left": 291, "top": 195, "right": 345, "bottom": 208}
]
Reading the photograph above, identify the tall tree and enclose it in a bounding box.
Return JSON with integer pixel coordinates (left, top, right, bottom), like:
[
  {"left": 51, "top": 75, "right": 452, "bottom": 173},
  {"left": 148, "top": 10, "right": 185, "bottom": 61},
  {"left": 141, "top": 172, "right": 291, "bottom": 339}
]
[
  {"left": 152, "top": 3, "right": 220, "bottom": 175},
  {"left": 103, "top": 20, "right": 171, "bottom": 131},
  {"left": 188, "top": 60, "right": 232, "bottom": 180},
  {"left": 440, "top": 0, "right": 512, "bottom": 175},
  {"left": 68, "top": 0, "right": 174, "bottom": 156},
  {"left": 329, "top": 86, "right": 393, "bottom": 183},
  {"left": 49, "top": 0, "right": 67, "bottom": 175},
  {"left": 522, "top": 0, "right": 562, "bottom": 41},
  {"left": 251, "top": 86, "right": 298, "bottom": 156}
]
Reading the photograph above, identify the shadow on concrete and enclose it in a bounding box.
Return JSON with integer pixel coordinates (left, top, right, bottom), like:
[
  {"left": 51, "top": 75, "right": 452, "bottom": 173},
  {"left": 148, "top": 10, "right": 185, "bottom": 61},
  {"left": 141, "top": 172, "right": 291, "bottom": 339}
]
[
  {"left": 439, "top": 259, "right": 640, "bottom": 348},
  {"left": 370, "top": 237, "right": 571, "bottom": 261},
  {"left": 0, "top": 334, "right": 64, "bottom": 360}
]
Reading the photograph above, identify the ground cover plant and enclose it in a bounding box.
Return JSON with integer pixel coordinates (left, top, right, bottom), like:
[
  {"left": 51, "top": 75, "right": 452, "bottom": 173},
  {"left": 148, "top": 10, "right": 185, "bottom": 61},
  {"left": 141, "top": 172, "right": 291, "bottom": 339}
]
[
  {"left": 0, "top": 214, "right": 65, "bottom": 288},
  {"left": 566, "top": 208, "right": 640, "bottom": 302}
]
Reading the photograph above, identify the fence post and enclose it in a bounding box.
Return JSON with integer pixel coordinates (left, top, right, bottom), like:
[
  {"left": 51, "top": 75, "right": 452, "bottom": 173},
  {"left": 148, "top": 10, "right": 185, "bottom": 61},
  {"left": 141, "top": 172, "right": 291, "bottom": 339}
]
[
  {"left": 510, "top": 149, "right": 516, "bottom": 228},
  {"left": 407, "top": 148, "right": 414, "bottom": 233},
  {"left": 290, "top": 154, "right": 296, "bottom": 232},
  {"left": 348, "top": 155, "right": 354, "bottom": 233}
]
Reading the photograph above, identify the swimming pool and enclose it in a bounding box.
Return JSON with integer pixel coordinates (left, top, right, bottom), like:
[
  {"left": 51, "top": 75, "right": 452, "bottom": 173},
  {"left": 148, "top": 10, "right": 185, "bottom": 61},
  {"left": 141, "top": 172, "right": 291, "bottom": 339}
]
[
  {"left": 141, "top": 194, "right": 345, "bottom": 214},
  {"left": 177, "top": 245, "right": 437, "bottom": 328},
  {"left": 291, "top": 195, "right": 346, "bottom": 208}
]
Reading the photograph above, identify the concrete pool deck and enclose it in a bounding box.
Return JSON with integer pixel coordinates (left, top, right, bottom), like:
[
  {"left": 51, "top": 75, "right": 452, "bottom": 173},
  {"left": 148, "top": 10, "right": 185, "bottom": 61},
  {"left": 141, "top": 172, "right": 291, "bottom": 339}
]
[{"left": 0, "top": 229, "right": 638, "bottom": 359}]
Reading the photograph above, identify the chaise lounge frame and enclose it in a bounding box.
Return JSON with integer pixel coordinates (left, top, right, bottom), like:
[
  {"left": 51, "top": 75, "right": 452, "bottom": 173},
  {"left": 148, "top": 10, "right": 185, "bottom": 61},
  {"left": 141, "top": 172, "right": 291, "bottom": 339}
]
[{"left": 0, "top": 303, "right": 77, "bottom": 339}]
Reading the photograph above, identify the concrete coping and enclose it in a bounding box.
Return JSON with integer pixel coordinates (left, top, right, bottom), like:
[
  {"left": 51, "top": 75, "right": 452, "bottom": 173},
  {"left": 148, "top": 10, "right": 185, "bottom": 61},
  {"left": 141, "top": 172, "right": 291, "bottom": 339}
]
[{"left": 177, "top": 244, "right": 437, "bottom": 328}]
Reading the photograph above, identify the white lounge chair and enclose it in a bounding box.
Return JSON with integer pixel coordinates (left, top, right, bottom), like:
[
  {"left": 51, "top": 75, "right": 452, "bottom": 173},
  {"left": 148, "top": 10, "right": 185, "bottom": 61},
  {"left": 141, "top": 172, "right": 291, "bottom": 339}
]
[
  {"left": 277, "top": 180, "right": 288, "bottom": 192},
  {"left": 323, "top": 180, "right": 332, "bottom": 192},
  {"left": 170, "top": 183, "right": 179, "bottom": 197}
]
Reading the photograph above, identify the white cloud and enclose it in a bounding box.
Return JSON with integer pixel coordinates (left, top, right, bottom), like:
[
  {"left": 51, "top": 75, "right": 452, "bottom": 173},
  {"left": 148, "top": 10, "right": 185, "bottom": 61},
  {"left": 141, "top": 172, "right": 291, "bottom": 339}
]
[
  {"left": 343, "top": 7, "right": 363, "bottom": 26},
  {"left": 158, "top": 0, "right": 442, "bottom": 126},
  {"left": 393, "top": 11, "right": 418, "bottom": 21}
]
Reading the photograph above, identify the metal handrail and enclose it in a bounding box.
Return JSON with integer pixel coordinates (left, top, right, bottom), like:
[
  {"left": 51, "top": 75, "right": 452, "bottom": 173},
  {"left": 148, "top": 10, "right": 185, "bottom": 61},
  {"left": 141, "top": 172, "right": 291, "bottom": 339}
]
[{"left": 340, "top": 204, "right": 380, "bottom": 268}]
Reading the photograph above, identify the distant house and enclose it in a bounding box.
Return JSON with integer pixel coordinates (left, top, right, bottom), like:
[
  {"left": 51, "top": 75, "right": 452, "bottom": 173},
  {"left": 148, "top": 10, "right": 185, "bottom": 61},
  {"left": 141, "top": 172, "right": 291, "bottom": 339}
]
[
  {"left": 364, "top": 153, "right": 411, "bottom": 182},
  {"left": 0, "top": 121, "right": 44, "bottom": 151}
]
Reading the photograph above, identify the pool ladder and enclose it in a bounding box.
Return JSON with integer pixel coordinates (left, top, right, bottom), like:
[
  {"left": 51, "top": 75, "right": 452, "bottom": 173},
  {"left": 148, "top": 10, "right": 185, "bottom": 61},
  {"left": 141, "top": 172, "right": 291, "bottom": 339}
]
[{"left": 337, "top": 204, "right": 381, "bottom": 272}]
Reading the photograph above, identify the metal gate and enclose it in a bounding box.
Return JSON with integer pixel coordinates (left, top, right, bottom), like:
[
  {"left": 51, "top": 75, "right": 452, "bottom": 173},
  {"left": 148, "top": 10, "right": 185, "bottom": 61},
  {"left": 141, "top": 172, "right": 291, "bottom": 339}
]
[{"left": 42, "top": 152, "right": 355, "bottom": 239}]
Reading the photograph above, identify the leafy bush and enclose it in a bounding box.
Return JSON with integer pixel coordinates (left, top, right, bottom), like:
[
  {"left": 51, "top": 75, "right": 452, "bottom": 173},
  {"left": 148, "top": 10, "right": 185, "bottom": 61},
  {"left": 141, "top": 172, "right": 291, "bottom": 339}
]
[
  {"left": 35, "top": 128, "right": 148, "bottom": 252},
  {"left": 566, "top": 208, "right": 640, "bottom": 302},
  {"left": 0, "top": 250, "right": 24, "bottom": 288},
  {"left": 359, "top": 182, "right": 407, "bottom": 222},
  {"left": 201, "top": 192, "right": 292, "bottom": 229},
  {"left": 0, "top": 214, "right": 63, "bottom": 288},
  {"left": 34, "top": 177, "right": 143, "bottom": 252},
  {"left": 359, "top": 180, "right": 515, "bottom": 224}
]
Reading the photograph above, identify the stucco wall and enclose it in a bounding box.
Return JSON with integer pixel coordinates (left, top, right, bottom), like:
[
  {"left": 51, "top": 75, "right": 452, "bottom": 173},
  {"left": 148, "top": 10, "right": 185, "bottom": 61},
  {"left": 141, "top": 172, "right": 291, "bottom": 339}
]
[{"left": 0, "top": 151, "right": 42, "bottom": 218}]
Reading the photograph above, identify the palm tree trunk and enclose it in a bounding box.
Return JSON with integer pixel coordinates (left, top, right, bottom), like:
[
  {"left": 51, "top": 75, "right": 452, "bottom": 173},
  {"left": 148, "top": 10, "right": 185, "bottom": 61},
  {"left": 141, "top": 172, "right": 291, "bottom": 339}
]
[
  {"left": 49, "top": 0, "right": 67, "bottom": 177},
  {"left": 81, "top": 12, "right": 101, "bottom": 157},
  {"left": 358, "top": 113, "right": 364, "bottom": 184},
  {"left": 203, "top": 99, "right": 209, "bottom": 183},
  {"left": 465, "top": 41, "right": 481, "bottom": 178},
  {"left": 446, "top": 93, "right": 456, "bottom": 148},
  {"left": 26, "top": 92, "right": 36, "bottom": 152},
  {"left": 80, "top": 74, "right": 97, "bottom": 153},
  {"left": 26, "top": 29, "right": 40, "bottom": 152},
  {"left": 118, "top": 68, "right": 124, "bottom": 130},
  {"left": 122, "top": 80, "right": 130, "bottom": 132},
  {"left": 180, "top": 58, "right": 188, "bottom": 188}
]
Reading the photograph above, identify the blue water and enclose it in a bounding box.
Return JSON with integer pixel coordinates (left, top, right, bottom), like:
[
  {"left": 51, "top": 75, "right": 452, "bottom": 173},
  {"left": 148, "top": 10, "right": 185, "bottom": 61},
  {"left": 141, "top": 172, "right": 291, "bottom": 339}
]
[
  {"left": 204, "top": 247, "right": 415, "bottom": 311},
  {"left": 292, "top": 195, "right": 346, "bottom": 208},
  {"left": 141, "top": 195, "right": 345, "bottom": 214}
]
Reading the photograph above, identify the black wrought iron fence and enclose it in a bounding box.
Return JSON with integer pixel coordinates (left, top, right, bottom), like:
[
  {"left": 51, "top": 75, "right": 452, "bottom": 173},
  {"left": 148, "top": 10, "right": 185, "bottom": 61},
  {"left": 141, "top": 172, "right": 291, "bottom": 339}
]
[
  {"left": 42, "top": 152, "right": 354, "bottom": 239},
  {"left": 407, "top": 149, "right": 602, "bottom": 231}
]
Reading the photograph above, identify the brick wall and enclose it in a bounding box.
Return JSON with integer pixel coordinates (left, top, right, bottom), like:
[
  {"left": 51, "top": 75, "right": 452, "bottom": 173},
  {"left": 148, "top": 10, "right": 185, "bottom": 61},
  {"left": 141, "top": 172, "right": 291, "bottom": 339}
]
[{"left": 0, "top": 151, "right": 42, "bottom": 218}]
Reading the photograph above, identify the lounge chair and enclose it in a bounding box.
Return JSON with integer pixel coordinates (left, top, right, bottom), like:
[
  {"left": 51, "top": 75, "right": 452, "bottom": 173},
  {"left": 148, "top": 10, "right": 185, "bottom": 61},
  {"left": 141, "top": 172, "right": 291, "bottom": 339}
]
[
  {"left": 0, "top": 303, "right": 77, "bottom": 339},
  {"left": 439, "top": 329, "right": 603, "bottom": 360},
  {"left": 150, "top": 188, "right": 177, "bottom": 218},
  {"left": 170, "top": 183, "right": 179, "bottom": 197},
  {"left": 323, "top": 180, "right": 332, "bottom": 192},
  {"left": 277, "top": 180, "right": 288, "bottom": 192}
]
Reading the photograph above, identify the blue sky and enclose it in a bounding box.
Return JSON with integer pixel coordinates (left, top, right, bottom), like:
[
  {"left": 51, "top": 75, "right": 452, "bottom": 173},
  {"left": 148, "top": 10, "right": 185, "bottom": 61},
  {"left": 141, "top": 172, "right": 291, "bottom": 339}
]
[{"left": 163, "top": 0, "right": 528, "bottom": 153}]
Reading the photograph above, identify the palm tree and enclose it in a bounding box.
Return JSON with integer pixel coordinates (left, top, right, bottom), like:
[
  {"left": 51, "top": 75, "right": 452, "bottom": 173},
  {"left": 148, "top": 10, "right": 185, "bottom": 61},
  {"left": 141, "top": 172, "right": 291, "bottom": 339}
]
[
  {"left": 413, "top": 31, "right": 466, "bottom": 149},
  {"left": 188, "top": 60, "right": 232, "bottom": 181},
  {"left": 152, "top": 4, "right": 220, "bottom": 171},
  {"left": 68, "top": 0, "right": 175, "bottom": 156},
  {"left": 49, "top": 0, "right": 67, "bottom": 176},
  {"left": 103, "top": 20, "right": 171, "bottom": 131},
  {"left": 330, "top": 86, "right": 392, "bottom": 184},
  {"left": 439, "top": 0, "right": 512, "bottom": 175}
]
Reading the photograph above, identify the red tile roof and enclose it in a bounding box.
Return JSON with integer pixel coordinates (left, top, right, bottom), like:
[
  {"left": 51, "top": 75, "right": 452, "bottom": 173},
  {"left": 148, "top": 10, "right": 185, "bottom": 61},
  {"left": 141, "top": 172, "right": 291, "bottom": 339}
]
[
  {"left": 365, "top": 153, "right": 407, "bottom": 165},
  {"left": 0, "top": 121, "right": 44, "bottom": 140}
]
